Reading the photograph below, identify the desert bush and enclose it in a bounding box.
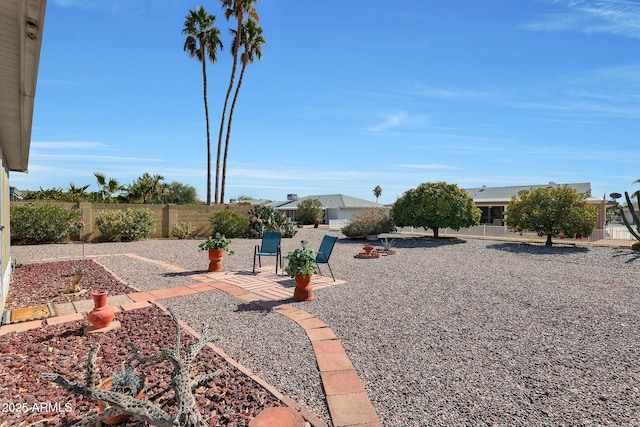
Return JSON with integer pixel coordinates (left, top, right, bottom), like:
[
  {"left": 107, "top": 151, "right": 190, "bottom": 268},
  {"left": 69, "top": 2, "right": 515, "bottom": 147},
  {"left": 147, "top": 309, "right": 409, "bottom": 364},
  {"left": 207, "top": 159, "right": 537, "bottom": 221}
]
[
  {"left": 247, "top": 205, "right": 297, "bottom": 238},
  {"left": 10, "top": 203, "right": 82, "bottom": 244},
  {"left": 171, "top": 221, "right": 196, "bottom": 239},
  {"left": 341, "top": 208, "right": 394, "bottom": 238},
  {"left": 209, "top": 209, "right": 249, "bottom": 238},
  {"left": 296, "top": 198, "right": 323, "bottom": 225},
  {"left": 95, "top": 208, "right": 156, "bottom": 241}
]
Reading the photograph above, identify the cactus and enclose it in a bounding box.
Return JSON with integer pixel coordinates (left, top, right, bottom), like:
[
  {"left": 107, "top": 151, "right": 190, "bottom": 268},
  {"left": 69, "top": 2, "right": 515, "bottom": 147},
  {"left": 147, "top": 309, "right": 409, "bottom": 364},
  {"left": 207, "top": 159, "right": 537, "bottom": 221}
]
[{"left": 620, "top": 191, "right": 640, "bottom": 241}]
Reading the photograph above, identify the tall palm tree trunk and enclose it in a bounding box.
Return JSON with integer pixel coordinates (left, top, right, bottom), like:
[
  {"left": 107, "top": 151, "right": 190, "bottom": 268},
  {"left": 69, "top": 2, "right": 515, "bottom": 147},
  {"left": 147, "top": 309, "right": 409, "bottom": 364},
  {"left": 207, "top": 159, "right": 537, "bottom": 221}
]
[
  {"left": 201, "top": 45, "right": 213, "bottom": 205},
  {"left": 220, "top": 62, "right": 247, "bottom": 203},
  {"left": 217, "top": 43, "right": 240, "bottom": 205}
]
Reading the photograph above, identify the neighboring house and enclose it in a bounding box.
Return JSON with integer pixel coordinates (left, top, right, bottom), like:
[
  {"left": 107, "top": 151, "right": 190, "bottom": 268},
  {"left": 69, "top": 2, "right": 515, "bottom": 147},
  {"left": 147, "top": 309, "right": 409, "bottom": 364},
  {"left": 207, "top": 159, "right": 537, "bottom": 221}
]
[
  {"left": 273, "top": 194, "right": 383, "bottom": 223},
  {"left": 0, "top": 0, "right": 47, "bottom": 318},
  {"left": 465, "top": 182, "right": 611, "bottom": 229}
]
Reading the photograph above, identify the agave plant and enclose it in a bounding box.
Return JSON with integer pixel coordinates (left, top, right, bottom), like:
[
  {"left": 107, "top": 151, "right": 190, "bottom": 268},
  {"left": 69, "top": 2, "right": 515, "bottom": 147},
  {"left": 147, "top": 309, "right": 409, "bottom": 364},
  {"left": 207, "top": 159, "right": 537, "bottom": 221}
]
[{"left": 620, "top": 191, "right": 640, "bottom": 241}]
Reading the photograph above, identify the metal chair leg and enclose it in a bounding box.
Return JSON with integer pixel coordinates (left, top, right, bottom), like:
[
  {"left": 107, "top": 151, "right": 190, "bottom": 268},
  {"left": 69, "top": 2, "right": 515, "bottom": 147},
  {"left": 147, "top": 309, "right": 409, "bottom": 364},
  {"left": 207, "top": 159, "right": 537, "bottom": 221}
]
[{"left": 326, "top": 262, "right": 335, "bottom": 281}]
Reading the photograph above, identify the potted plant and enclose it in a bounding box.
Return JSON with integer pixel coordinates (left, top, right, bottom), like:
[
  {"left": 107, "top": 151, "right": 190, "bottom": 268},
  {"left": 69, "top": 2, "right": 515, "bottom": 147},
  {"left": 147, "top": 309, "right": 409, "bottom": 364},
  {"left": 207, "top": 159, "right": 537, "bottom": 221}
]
[
  {"left": 198, "top": 233, "right": 234, "bottom": 272},
  {"left": 284, "top": 247, "right": 319, "bottom": 301},
  {"left": 97, "top": 363, "right": 146, "bottom": 424}
]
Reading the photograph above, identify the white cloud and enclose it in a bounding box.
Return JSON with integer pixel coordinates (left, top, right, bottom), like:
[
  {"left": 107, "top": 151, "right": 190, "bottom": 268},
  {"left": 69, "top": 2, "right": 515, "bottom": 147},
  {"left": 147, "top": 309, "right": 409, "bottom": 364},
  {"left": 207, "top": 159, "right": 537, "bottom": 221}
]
[
  {"left": 521, "top": 0, "right": 640, "bottom": 39},
  {"left": 405, "top": 83, "right": 493, "bottom": 100},
  {"left": 32, "top": 153, "right": 163, "bottom": 163},
  {"left": 366, "top": 112, "right": 428, "bottom": 132},
  {"left": 31, "top": 141, "right": 108, "bottom": 150}
]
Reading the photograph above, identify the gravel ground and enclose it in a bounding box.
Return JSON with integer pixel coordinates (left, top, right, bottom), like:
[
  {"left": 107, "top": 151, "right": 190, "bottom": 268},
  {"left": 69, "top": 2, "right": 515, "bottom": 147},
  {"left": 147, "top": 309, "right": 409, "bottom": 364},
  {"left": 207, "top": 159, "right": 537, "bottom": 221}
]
[{"left": 11, "top": 230, "right": 640, "bottom": 426}]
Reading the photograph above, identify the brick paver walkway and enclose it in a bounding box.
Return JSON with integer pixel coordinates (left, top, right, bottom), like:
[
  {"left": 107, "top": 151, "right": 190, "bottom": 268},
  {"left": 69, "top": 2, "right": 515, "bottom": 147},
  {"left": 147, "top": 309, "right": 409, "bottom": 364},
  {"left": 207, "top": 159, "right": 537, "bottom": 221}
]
[{"left": 1, "top": 255, "right": 380, "bottom": 427}]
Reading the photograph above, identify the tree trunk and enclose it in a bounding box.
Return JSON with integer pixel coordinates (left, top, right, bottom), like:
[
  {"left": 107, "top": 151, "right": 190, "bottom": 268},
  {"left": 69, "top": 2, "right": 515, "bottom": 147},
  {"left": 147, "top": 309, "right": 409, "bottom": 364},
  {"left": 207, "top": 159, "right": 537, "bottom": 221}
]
[
  {"left": 217, "top": 33, "right": 241, "bottom": 204},
  {"left": 433, "top": 227, "right": 439, "bottom": 239},
  {"left": 220, "top": 62, "right": 247, "bottom": 204},
  {"left": 546, "top": 234, "right": 553, "bottom": 247},
  {"left": 200, "top": 43, "right": 212, "bottom": 205}
]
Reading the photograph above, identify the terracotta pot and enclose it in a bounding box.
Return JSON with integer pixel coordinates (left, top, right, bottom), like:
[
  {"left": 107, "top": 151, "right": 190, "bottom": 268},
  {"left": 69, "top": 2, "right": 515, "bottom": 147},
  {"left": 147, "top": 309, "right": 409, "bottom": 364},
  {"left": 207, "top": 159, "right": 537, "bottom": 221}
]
[
  {"left": 363, "top": 245, "right": 375, "bottom": 255},
  {"left": 293, "top": 274, "right": 314, "bottom": 302},
  {"left": 97, "top": 377, "right": 145, "bottom": 425},
  {"left": 208, "top": 248, "right": 224, "bottom": 272},
  {"left": 87, "top": 292, "right": 115, "bottom": 328}
]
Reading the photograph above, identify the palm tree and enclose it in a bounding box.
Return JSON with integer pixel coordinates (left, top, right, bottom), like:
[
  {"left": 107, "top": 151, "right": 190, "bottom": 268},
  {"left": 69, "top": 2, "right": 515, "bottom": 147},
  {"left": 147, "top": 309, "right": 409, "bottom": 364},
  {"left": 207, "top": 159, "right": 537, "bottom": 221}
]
[
  {"left": 182, "top": 6, "right": 223, "bottom": 205},
  {"left": 217, "top": 0, "right": 258, "bottom": 204},
  {"left": 373, "top": 185, "right": 382, "bottom": 203},
  {"left": 94, "top": 172, "right": 121, "bottom": 202},
  {"left": 67, "top": 182, "right": 90, "bottom": 202},
  {"left": 220, "top": 18, "right": 264, "bottom": 203}
]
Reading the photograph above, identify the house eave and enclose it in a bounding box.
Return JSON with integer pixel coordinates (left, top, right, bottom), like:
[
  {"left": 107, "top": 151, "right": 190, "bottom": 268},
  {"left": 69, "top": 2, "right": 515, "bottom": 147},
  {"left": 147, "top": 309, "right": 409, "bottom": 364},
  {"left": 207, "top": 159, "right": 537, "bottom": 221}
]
[{"left": 0, "top": 0, "right": 47, "bottom": 172}]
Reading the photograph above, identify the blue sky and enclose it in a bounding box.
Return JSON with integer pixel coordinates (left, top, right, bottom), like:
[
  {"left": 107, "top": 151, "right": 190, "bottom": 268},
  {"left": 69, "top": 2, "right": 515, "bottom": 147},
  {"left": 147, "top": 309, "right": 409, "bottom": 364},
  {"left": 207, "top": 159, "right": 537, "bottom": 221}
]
[{"left": 17, "top": 0, "right": 640, "bottom": 204}]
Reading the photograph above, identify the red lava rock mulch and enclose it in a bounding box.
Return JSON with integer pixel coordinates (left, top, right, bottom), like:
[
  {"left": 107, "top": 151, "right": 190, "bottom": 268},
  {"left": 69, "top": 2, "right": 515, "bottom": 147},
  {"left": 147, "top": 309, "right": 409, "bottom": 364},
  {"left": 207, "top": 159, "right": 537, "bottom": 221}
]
[
  {"left": 1, "top": 261, "right": 282, "bottom": 426},
  {"left": 6, "top": 259, "right": 136, "bottom": 310}
]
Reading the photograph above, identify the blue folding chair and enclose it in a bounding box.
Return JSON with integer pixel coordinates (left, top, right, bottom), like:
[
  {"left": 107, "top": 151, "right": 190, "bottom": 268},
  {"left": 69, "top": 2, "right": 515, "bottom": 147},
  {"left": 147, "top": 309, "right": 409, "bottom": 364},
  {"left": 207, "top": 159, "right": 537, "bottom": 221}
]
[
  {"left": 315, "top": 235, "right": 338, "bottom": 281},
  {"left": 253, "top": 231, "right": 282, "bottom": 274}
]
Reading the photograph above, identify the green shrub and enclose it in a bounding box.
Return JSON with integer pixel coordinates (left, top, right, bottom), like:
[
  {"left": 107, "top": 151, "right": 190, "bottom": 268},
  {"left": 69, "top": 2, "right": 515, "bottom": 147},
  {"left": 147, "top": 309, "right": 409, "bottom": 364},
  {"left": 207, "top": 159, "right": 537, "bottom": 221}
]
[
  {"left": 209, "top": 209, "right": 249, "bottom": 238},
  {"left": 631, "top": 241, "right": 640, "bottom": 251},
  {"left": 95, "top": 208, "right": 156, "bottom": 241},
  {"left": 341, "top": 208, "right": 394, "bottom": 238},
  {"left": 171, "top": 221, "right": 196, "bottom": 239},
  {"left": 296, "top": 198, "right": 323, "bottom": 225},
  {"left": 10, "top": 203, "right": 82, "bottom": 244},
  {"left": 247, "top": 205, "right": 297, "bottom": 238}
]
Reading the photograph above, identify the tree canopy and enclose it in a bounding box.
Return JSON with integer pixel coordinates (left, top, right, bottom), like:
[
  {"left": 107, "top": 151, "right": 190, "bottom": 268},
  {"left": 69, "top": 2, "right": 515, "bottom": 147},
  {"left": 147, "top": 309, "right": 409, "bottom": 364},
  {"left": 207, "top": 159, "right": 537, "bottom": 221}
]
[
  {"left": 296, "top": 198, "right": 323, "bottom": 225},
  {"left": 506, "top": 185, "right": 598, "bottom": 247},
  {"left": 391, "top": 182, "right": 481, "bottom": 238},
  {"left": 22, "top": 173, "right": 200, "bottom": 205}
]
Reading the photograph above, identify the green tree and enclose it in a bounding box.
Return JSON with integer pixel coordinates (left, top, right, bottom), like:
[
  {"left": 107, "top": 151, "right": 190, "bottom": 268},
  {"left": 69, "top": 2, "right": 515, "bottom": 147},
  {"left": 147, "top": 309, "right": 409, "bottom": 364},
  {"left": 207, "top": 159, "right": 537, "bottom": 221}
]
[
  {"left": 217, "top": 0, "right": 259, "bottom": 203},
  {"left": 373, "top": 185, "right": 382, "bottom": 203},
  {"left": 296, "top": 198, "right": 323, "bottom": 225},
  {"left": 183, "top": 6, "right": 223, "bottom": 205},
  {"left": 392, "top": 181, "right": 481, "bottom": 239},
  {"left": 93, "top": 172, "right": 122, "bottom": 202},
  {"left": 125, "top": 173, "right": 165, "bottom": 204},
  {"left": 220, "top": 17, "right": 264, "bottom": 203},
  {"left": 164, "top": 182, "right": 199, "bottom": 205},
  {"left": 506, "top": 186, "right": 598, "bottom": 247}
]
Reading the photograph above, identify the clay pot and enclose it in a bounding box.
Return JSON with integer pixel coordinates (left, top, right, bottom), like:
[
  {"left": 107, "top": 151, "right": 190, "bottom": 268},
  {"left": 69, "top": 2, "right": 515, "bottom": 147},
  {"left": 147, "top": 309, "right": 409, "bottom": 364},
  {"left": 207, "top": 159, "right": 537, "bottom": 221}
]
[
  {"left": 293, "top": 274, "right": 314, "bottom": 302},
  {"left": 208, "top": 249, "right": 224, "bottom": 272},
  {"left": 363, "top": 245, "right": 375, "bottom": 255},
  {"left": 97, "top": 377, "right": 145, "bottom": 424},
  {"left": 87, "top": 292, "right": 115, "bottom": 328}
]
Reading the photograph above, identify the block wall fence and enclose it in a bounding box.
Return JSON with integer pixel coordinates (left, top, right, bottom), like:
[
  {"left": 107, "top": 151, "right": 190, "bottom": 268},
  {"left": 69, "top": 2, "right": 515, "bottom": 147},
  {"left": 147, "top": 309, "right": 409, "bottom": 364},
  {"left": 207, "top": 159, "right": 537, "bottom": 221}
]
[{"left": 10, "top": 202, "right": 254, "bottom": 242}]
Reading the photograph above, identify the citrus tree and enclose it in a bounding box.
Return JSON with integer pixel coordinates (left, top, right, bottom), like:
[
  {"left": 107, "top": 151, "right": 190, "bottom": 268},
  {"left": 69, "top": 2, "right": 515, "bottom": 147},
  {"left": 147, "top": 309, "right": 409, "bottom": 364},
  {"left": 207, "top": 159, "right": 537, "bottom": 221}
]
[
  {"left": 506, "top": 186, "right": 598, "bottom": 247},
  {"left": 391, "top": 182, "right": 481, "bottom": 238}
]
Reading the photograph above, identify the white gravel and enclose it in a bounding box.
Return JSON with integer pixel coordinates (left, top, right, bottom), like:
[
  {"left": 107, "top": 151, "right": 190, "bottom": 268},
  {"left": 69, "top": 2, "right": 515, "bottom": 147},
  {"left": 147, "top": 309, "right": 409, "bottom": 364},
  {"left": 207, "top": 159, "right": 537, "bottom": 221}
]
[{"left": 11, "top": 230, "right": 640, "bottom": 426}]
